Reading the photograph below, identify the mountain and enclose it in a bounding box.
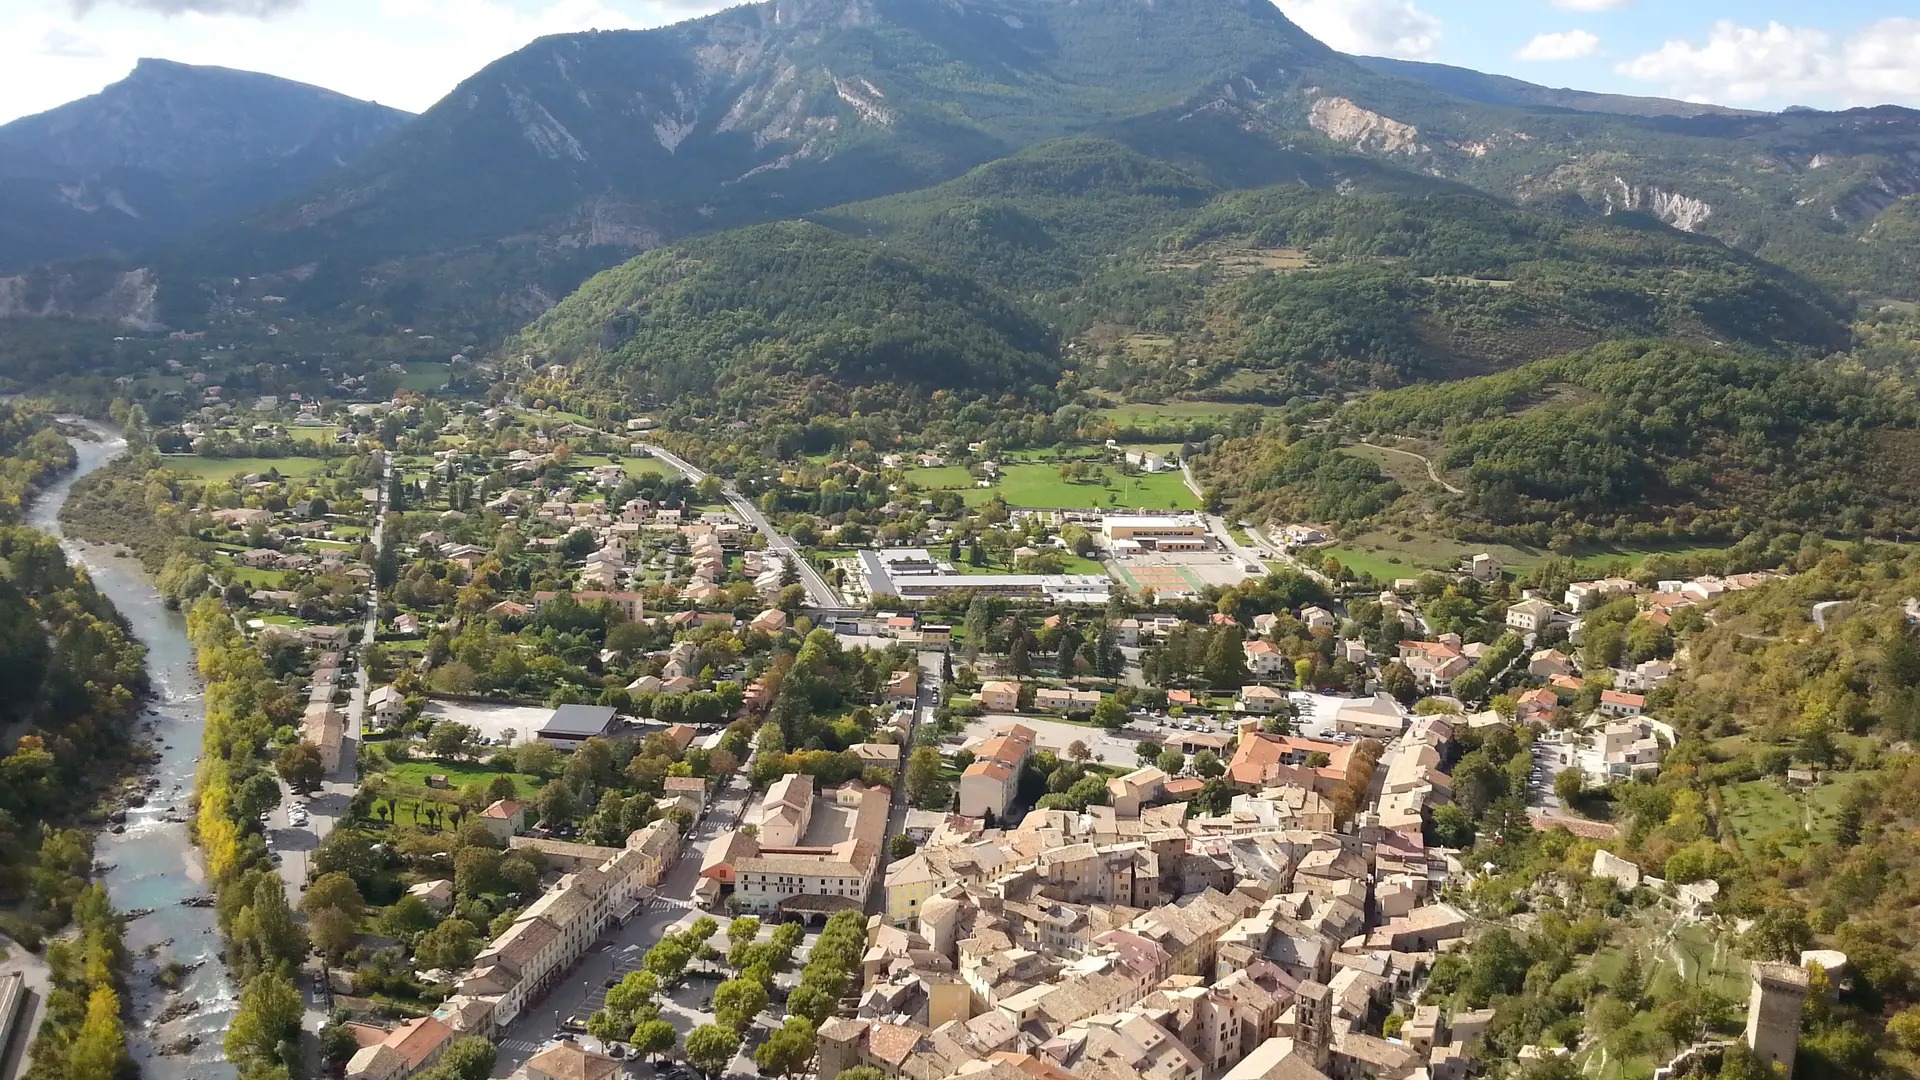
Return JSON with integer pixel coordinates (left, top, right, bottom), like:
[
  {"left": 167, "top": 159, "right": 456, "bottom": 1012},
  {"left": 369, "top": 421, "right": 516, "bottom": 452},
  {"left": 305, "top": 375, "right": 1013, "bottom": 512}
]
[
  {"left": 205, "top": 0, "right": 1351, "bottom": 278},
  {"left": 0, "top": 58, "right": 411, "bottom": 270},
  {"left": 1349, "top": 56, "right": 1763, "bottom": 120},
  {"left": 519, "top": 133, "right": 1848, "bottom": 421},
  {"left": 513, "top": 220, "right": 1059, "bottom": 412}
]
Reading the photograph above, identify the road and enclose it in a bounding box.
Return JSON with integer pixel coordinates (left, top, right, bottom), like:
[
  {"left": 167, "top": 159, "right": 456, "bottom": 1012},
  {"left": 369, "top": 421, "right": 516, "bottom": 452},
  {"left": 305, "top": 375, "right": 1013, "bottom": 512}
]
[
  {"left": 488, "top": 771, "right": 760, "bottom": 1078},
  {"left": 271, "top": 451, "right": 389, "bottom": 1039},
  {"left": 1357, "top": 440, "right": 1464, "bottom": 496},
  {"left": 637, "top": 443, "right": 840, "bottom": 609},
  {"left": 1247, "top": 524, "right": 1334, "bottom": 588},
  {"left": 869, "top": 650, "right": 942, "bottom": 912}
]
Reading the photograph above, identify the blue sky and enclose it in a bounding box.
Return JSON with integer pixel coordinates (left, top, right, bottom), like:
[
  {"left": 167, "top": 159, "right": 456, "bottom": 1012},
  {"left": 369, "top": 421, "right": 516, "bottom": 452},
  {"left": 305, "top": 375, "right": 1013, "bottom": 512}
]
[{"left": 2, "top": 0, "right": 1916, "bottom": 124}]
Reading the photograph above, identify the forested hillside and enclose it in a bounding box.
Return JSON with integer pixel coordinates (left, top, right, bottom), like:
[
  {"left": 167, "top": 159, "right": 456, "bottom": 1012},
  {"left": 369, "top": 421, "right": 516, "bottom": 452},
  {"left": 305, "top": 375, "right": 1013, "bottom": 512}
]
[
  {"left": 528, "top": 133, "right": 1852, "bottom": 418},
  {"left": 1198, "top": 341, "right": 1920, "bottom": 544},
  {"left": 513, "top": 221, "right": 1061, "bottom": 412}
]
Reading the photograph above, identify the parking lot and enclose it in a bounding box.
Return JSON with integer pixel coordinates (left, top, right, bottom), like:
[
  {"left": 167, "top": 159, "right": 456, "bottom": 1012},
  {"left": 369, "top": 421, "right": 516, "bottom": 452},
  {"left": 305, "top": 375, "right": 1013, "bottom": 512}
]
[{"left": 415, "top": 699, "right": 552, "bottom": 744}]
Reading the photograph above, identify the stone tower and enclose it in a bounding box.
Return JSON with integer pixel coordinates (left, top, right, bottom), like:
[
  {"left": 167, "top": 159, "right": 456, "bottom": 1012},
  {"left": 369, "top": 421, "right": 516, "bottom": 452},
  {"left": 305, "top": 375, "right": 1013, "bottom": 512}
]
[
  {"left": 1745, "top": 961, "right": 1810, "bottom": 1077},
  {"left": 1296, "top": 980, "right": 1333, "bottom": 1069}
]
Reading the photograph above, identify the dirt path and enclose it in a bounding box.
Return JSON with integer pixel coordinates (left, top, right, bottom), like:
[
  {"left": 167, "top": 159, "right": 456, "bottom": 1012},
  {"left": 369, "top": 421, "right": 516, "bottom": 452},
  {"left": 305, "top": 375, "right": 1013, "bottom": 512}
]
[{"left": 1358, "top": 441, "right": 1465, "bottom": 495}]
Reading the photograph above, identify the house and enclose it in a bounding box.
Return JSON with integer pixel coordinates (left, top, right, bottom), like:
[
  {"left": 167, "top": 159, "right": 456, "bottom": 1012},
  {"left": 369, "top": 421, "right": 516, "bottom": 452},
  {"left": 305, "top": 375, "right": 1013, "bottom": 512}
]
[
  {"left": 1334, "top": 693, "right": 1405, "bottom": 739},
  {"left": 1464, "top": 553, "right": 1501, "bottom": 582},
  {"left": 883, "top": 668, "right": 919, "bottom": 703},
  {"left": 1397, "top": 641, "right": 1468, "bottom": 689},
  {"left": 524, "top": 1043, "right": 622, "bottom": 1080},
  {"left": 851, "top": 743, "right": 902, "bottom": 770},
  {"left": 1238, "top": 685, "right": 1289, "bottom": 715},
  {"left": 1506, "top": 599, "right": 1562, "bottom": 633},
  {"left": 479, "top": 799, "right": 528, "bottom": 840},
  {"left": 1244, "top": 640, "right": 1289, "bottom": 679},
  {"left": 368, "top": 685, "right": 406, "bottom": 728},
  {"left": 406, "top": 879, "right": 454, "bottom": 913},
  {"left": 749, "top": 608, "right": 789, "bottom": 634},
  {"left": 536, "top": 704, "right": 619, "bottom": 749},
  {"left": 1299, "top": 606, "right": 1338, "bottom": 633},
  {"left": 1516, "top": 688, "right": 1560, "bottom": 722},
  {"left": 757, "top": 774, "right": 815, "bottom": 848},
  {"left": 978, "top": 680, "right": 1021, "bottom": 713},
  {"left": 1527, "top": 650, "right": 1577, "bottom": 679},
  {"left": 959, "top": 724, "right": 1034, "bottom": 821},
  {"left": 1598, "top": 690, "right": 1646, "bottom": 718},
  {"left": 302, "top": 704, "right": 343, "bottom": 773},
  {"left": 1035, "top": 687, "right": 1102, "bottom": 713},
  {"left": 1600, "top": 719, "right": 1665, "bottom": 776},
  {"left": 344, "top": 1016, "right": 452, "bottom": 1080}
]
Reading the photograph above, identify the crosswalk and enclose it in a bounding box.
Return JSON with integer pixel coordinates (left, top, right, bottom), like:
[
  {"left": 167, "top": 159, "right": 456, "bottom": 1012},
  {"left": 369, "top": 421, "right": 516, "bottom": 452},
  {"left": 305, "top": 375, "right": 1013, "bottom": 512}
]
[
  {"left": 642, "top": 894, "right": 693, "bottom": 912},
  {"left": 498, "top": 1038, "right": 547, "bottom": 1055}
]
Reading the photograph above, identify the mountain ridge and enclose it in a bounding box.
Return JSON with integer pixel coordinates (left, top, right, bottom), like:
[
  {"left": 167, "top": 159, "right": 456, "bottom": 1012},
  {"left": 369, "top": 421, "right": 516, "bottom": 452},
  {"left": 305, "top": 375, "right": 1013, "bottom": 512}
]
[{"left": 0, "top": 58, "right": 412, "bottom": 270}]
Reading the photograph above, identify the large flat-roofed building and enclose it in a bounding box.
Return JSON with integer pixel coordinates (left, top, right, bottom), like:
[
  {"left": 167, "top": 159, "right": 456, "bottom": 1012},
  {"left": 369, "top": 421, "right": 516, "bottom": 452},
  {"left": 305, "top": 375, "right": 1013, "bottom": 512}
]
[
  {"left": 858, "top": 549, "right": 1109, "bottom": 604},
  {"left": 537, "top": 704, "right": 619, "bottom": 749},
  {"left": 1102, "top": 515, "right": 1209, "bottom": 542}
]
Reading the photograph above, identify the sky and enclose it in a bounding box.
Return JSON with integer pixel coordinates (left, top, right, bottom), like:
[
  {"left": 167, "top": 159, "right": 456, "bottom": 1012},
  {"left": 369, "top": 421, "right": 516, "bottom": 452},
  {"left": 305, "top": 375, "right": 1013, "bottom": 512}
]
[{"left": 1, "top": 0, "right": 1917, "bottom": 125}]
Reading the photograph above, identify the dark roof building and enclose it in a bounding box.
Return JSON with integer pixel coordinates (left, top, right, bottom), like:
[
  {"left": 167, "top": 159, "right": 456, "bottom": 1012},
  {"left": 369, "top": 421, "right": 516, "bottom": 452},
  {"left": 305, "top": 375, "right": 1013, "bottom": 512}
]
[{"left": 537, "top": 704, "right": 619, "bottom": 748}]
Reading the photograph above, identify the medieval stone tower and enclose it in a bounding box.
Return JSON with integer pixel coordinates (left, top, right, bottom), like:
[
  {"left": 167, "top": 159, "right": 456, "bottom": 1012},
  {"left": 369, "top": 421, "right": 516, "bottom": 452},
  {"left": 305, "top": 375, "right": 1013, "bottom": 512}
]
[
  {"left": 1297, "top": 980, "right": 1333, "bottom": 1069},
  {"left": 1746, "top": 961, "right": 1810, "bottom": 1077}
]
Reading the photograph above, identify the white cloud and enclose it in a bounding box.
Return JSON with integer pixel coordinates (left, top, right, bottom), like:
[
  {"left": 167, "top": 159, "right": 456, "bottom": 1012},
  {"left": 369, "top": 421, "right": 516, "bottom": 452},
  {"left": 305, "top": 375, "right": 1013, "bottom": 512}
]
[
  {"left": 1274, "top": 0, "right": 1442, "bottom": 60},
  {"left": 1516, "top": 29, "right": 1600, "bottom": 62},
  {"left": 1618, "top": 18, "right": 1920, "bottom": 107},
  {"left": 1552, "top": 0, "right": 1632, "bottom": 11}
]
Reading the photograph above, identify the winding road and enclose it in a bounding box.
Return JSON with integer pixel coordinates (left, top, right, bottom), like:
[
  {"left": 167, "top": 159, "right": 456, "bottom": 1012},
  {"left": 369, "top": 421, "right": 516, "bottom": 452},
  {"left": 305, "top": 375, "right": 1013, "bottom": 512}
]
[{"left": 1357, "top": 440, "right": 1465, "bottom": 495}]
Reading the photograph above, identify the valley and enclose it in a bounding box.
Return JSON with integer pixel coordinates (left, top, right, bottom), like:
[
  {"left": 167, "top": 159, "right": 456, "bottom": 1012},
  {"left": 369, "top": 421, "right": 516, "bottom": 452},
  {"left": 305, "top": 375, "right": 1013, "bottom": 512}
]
[{"left": 0, "top": 4, "right": 1918, "bottom": 1080}]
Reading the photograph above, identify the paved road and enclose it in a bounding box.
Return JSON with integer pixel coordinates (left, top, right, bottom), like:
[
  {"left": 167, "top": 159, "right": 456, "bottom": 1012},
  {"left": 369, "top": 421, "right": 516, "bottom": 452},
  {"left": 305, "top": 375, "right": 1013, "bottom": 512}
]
[
  {"left": 489, "top": 771, "right": 757, "bottom": 1078},
  {"left": 638, "top": 444, "right": 840, "bottom": 608},
  {"left": 272, "top": 451, "right": 389, "bottom": 1040}
]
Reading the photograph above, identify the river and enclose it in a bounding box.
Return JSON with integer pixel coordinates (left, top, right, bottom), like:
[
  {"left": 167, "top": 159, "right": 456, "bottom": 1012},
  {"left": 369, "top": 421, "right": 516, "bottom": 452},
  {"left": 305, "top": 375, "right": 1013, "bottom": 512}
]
[{"left": 27, "top": 421, "right": 237, "bottom": 1080}]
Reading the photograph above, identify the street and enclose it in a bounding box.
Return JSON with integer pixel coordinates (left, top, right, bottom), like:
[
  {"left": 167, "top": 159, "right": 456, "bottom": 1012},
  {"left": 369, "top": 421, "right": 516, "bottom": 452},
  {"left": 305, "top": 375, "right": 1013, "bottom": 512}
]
[
  {"left": 634, "top": 443, "right": 840, "bottom": 608},
  {"left": 487, "top": 771, "right": 762, "bottom": 1078}
]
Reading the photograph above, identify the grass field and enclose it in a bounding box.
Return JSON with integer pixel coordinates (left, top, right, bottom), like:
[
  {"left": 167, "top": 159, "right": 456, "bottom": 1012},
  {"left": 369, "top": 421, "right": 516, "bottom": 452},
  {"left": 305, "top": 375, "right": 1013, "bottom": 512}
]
[
  {"left": 963, "top": 464, "right": 1198, "bottom": 510},
  {"left": 379, "top": 760, "right": 547, "bottom": 807},
  {"left": 1094, "top": 402, "right": 1266, "bottom": 429},
  {"left": 1720, "top": 775, "right": 1859, "bottom": 853},
  {"left": 953, "top": 552, "right": 1106, "bottom": 576},
  {"left": 400, "top": 363, "right": 450, "bottom": 392},
  {"left": 287, "top": 427, "right": 337, "bottom": 444},
  {"left": 161, "top": 454, "right": 329, "bottom": 481},
  {"left": 1319, "top": 529, "right": 1737, "bottom": 581},
  {"left": 224, "top": 565, "right": 288, "bottom": 588}
]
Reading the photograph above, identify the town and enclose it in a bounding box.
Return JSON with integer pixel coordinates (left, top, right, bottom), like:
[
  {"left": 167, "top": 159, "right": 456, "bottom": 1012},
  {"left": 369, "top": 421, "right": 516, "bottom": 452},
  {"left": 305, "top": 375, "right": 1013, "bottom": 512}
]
[{"left": 105, "top": 391, "right": 1841, "bottom": 1080}]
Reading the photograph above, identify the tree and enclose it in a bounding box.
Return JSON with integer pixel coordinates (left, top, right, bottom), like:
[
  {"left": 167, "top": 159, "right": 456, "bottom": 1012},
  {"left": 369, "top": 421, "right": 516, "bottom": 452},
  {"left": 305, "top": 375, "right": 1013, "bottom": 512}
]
[
  {"left": 1381, "top": 662, "right": 1419, "bottom": 706},
  {"left": 1092, "top": 697, "right": 1127, "bottom": 730},
  {"left": 1067, "top": 739, "right": 1091, "bottom": 761},
  {"left": 1192, "top": 749, "right": 1223, "bottom": 778},
  {"left": 754, "top": 1017, "right": 818, "bottom": 1079},
  {"left": 226, "top": 969, "right": 303, "bottom": 1073},
  {"left": 645, "top": 938, "right": 692, "bottom": 984},
  {"left": 427, "top": 721, "right": 476, "bottom": 760},
  {"left": 380, "top": 895, "right": 438, "bottom": 939},
  {"left": 1203, "top": 626, "right": 1249, "bottom": 688},
  {"left": 274, "top": 741, "right": 325, "bottom": 791},
  {"left": 632, "top": 1018, "right": 679, "bottom": 1062},
  {"left": 67, "top": 985, "right": 126, "bottom": 1080},
  {"left": 1136, "top": 740, "right": 1163, "bottom": 766},
  {"left": 309, "top": 907, "right": 359, "bottom": 960},
  {"left": 889, "top": 834, "right": 917, "bottom": 858},
  {"left": 300, "top": 872, "right": 365, "bottom": 919},
  {"left": 787, "top": 983, "right": 836, "bottom": 1027},
  {"left": 1553, "top": 768, "right": 1584, "bottom": 807},
  {"left": 439, "top": 1037, "right": 497, "bottom": 1080},
  {"left": 712, "top": 976, "right": 769, "bottom": 1030},
  {"left": 727, "top": 916, "right": 762, "bottom": 950},
  {"left": 838, "top": 1068, "right": 889, "bottom": 1080},
  {"left": 905, "top": 747, "right": 948, "bottom": 809},
  {"left": 414, "top": 918, "right": 481, "bottom": 971},
  {"left": 238, "top": 875, "right": 307, "bottom": 974},
  {"left": 1156, "top": 749, "right": 1185, "bottom": 775},
  {"left": 684, "top": 1023, "right": 742, "bottom": 1079}
]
